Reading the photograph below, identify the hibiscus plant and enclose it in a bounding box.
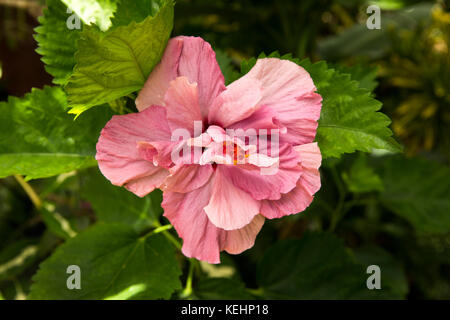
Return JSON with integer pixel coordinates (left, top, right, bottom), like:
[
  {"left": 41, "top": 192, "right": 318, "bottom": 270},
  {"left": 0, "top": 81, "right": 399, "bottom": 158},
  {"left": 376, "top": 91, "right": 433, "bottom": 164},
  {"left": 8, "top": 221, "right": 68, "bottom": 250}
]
[{"left": 0, "top": 0, "right": 448, "bottom": 301}]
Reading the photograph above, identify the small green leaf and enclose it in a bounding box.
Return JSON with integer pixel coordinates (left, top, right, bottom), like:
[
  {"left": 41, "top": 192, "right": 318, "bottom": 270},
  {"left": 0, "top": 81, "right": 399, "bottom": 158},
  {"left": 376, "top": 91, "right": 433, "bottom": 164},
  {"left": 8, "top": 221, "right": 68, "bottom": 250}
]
[
  {"left": 378, "top": 156, "right": 450, "bottom": 235},
  {"left": 81, "top": 168, "right": 162, "bottom": 231},
  {"left": 195, "top": 278, "right": 254, "bottom": 300},
  {"left": 29, "top": 224, "right": 182, "bottom": 299},
  {"left": 65, "top": 0, "right": 174, "bottom": 116},
  {"left": 0, "top": 86, "right": 112, "bottom": 180},
  {"left": 257, "top": 232, "right": 401, "bottom": 299},
  {"left": 342, "top": 155, "right": 384, "bottom": 193},
  {"left": 34, "top": 0, "right": 82, "bottom": 85}
]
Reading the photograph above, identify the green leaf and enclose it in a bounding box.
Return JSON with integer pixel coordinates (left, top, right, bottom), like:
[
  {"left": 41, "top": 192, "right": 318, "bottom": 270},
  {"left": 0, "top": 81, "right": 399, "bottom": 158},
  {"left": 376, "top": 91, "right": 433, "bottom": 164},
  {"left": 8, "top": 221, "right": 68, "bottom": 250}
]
[
  {"left": 0, "top": 86, "right": 112, "bottom": 180},
  {"left": 342, "top": 154, "right": 384, "bottom": 193},
  {"left": 378, "top": 156, "right": 450, "bottom": 235},
  {"left": 29, "top": 224, "right": 181, "bottom": 299},
  {"left": 257, "top": 232, "right": 400, "bottom": 299},
  {"left": 299, "top": 59, "right": 402, "bottom": 158},
  {"left": 34, "top": 0, "right": 82, "bottom": 85},
  {"left": 65, "top": 0, "right": 174, "bottom": 116},
  {"left": 354, "top": 245, "right": 408, "bottom": 298},
  {"left": 215, "top": 49, "right": 240, "bottom": 85},
  {"left": 111, "top": 0, "right": 163, "bottom": 26},
  {"left": 318, "top": 3, "right": 433, "bottom": 60},
  {"left": 240, "top": 54, "right": 401, "bottom": 158},
  {"left": 195, "top": 278, "right": 254, "bottom": 300},
  {"left": 80, "top": 168, "right": 162, "bottom": 231},
  {"left": 61, "top": 0, "right": 117, "bottom": 31},
  {"left": 335, "top": 64, "right": 379, "bottom": 92}
]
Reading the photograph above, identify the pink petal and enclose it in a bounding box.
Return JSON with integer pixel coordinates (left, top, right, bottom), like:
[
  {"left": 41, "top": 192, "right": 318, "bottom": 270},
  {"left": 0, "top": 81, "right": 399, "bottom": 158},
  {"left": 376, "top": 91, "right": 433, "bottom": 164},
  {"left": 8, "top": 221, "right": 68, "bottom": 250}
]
[
  {"left": 124, "top": 168, "right": 169, "bottom": 197},
  {"left": 261, "top": 142, "right": 322, "bottom": 219},
  {"left": 221, "top": 214, "right": 265, "bottom": 254},
  {"left": 220, "top": 143, "right": 302, "bottom": 200},
  {"left": 240, "top": 58, "right": 322, "bottom": 145},
  {"left": 163, "top": 164, "right": 214, "bottom": 193},
  {"left": 135, "top": 38, "right": 183, "bottom": 110},
  {"left": 208, "top": 76, "right": 262, "bottom": 127},
  {"left": 164, "top": 76, "right": 202, "bottom": 134},
  {"left": 204, "top": 166, "right": 260, "bottom": 230},
  {"left": 137, "top": 140, "right": 177, "bottom": 169},
  {"left": 162, "top": 178, "right": 264, "bottom": 263},
  {"left": 177, "top": 37, "right": 226, "bottom": 119},
  {"left": 294, "top": 142, "right": 322, "bottom": 195},
  {"left": 162, "top": 179, "right": 223, "bottom": 263},
  {"left": 136, "top": 36, "right": 226, "bottom": 119},
  {"left": 228, "top": 105, "right": 286, "bottom": 133},
  {"left": 95, "top": 106, "right": 171, "bottom": 196},
  {"left": 294, "top": 142, "right": 322, "bottom": 171}
]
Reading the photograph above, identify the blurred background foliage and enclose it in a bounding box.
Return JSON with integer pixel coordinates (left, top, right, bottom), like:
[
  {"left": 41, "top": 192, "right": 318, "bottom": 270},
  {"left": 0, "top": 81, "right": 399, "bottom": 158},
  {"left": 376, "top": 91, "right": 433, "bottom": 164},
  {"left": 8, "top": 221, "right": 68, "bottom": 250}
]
[{"left": 0, "top": 0, "right": 449, "bottom": 299}]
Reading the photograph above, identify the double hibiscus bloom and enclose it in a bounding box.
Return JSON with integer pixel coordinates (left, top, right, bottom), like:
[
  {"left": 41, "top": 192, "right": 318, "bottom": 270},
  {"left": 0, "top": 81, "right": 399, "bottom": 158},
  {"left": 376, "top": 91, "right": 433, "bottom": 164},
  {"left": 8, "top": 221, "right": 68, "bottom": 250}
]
[{"left": 96, "top": 36, "right": 322, "bottom": 263}]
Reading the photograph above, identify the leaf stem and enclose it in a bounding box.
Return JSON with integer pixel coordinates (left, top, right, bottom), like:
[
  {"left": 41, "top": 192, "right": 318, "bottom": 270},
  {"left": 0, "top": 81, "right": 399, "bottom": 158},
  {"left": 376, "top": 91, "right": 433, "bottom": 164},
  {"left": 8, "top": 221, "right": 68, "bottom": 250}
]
[
  {"left": 329, "top": 165, "right": 346, "bottom": 231},
  {"left": 153, "top": 221, "right": 182, "bottom": 250},
  {"left": 14, "top": 175, "right": 42, "bottom": 209},
  {"left": 151, "top": 224, "right": 173, "bottom": 235}
]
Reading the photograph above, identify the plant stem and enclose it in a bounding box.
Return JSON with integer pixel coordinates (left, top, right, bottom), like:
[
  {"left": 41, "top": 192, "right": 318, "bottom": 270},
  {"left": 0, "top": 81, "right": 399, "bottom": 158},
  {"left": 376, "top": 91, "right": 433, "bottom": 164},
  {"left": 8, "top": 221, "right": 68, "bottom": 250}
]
[
  {"left": 247, "top": 287, "right": 265, "bottom": 297},
  {"left": 14, "top": 175, "right": 42, "bottom": 209},
  {"left": 180, "top": 260, "right": 195, "bottom": 299}
]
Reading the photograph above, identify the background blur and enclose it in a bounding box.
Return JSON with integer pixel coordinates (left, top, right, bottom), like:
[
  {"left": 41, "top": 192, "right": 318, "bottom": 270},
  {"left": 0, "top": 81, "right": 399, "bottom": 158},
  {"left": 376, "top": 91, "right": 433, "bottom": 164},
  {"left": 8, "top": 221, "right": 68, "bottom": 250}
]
[{"left": 0, "top": 0, "right": 449, "bottom": 299}]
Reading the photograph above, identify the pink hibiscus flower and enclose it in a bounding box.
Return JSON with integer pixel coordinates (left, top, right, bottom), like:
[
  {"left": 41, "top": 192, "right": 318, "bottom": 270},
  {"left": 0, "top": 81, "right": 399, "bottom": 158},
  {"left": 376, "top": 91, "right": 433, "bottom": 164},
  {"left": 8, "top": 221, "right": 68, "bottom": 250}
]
[{"left": 96, "top": 36, "right": 322, "bottom": 264}]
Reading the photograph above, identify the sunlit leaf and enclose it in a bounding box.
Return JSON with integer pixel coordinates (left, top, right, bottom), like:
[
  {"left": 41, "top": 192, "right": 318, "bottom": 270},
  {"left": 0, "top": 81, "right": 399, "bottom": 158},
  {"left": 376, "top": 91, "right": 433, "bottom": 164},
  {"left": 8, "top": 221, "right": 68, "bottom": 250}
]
[
  {"left": 61, "top": 0, "right": 117, "bottom": 31},
  {"left": 65, "top": 0, "right": 174, "bottom": 115}
]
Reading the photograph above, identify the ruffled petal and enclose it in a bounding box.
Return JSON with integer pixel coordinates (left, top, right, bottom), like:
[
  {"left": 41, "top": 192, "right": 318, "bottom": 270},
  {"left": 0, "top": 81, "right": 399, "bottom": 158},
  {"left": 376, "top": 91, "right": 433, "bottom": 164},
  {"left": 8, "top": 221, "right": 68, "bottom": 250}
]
[
  {"left": 221, "top": 214, "right": 265, "bottom": 254},
  {"left": 163, "top": 164, "right": 214, "bottom": 193},
  {"left": 162, "top": 178, "right": 223, "bottom": 263},
  {"left": 124, "top": 169, "right": 169, "bottom": 197},
  {"left": 221, "top": 144, "right": 302, "bottom": 200},
  {"left": 204, "top": 166, "right": 260, "bottom": 230},
  {"left": 261, "top": 142, "right": 322, "bottom": 219},
  {"left": 137, "top": 140, "right": 177, "bottom": 169},
  {"left": 95, "top": 106, "right": 171, "bottom": 196},
  {"left": 162, "top": 178, "right": 264, "bottom": 264},
  {"left": 208, "top": 76, "right": 262, "bottom": 127},
  {"left": 228, "top": 105, "right": 285, "bottom": 133},
  {"left": 240, "top": 58, "right": 322, "bottom": 145},
  {"left": 137, "top": 36, "right": 226, "bottom": 119}
]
